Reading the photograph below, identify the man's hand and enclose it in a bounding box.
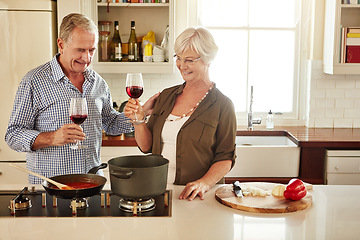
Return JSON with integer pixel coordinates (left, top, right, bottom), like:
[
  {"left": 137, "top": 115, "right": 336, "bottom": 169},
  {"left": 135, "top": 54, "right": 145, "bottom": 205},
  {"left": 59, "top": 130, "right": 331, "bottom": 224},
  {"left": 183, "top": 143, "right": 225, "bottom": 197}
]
[
  {"left": 142, "top": 92, "right": 160, "bottom": 116},
  {"left": 31, "top": 124, "right": 85, "bottom": 150}
]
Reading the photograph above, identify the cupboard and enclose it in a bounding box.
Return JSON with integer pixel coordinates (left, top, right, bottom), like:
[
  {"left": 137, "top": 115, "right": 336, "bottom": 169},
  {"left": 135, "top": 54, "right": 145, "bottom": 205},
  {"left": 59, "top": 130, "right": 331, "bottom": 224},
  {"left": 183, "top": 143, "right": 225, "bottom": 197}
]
[
  {"left": 83, "top": 0, "right": 175, "bottom": 74},
  {"left": 323, "top": 0, "right": 360, "bottom": 74}
]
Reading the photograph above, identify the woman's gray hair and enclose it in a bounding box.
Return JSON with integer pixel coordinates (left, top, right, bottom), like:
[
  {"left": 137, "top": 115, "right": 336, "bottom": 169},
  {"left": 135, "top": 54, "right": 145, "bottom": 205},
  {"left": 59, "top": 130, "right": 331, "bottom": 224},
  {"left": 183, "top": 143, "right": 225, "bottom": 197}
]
[
  {"left": 174, "top": 27, "right": 218, "bottom": 65},
  {"left": 59, "top": 13, "right": 98, "bottom": 44}
]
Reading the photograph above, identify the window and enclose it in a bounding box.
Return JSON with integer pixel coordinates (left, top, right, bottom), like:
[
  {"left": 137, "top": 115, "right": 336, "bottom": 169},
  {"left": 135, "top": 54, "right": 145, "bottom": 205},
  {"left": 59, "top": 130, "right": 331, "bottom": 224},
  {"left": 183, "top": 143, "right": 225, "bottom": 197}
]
[{"left": 196, "top": 0, "right": 302, "bottom": 124}]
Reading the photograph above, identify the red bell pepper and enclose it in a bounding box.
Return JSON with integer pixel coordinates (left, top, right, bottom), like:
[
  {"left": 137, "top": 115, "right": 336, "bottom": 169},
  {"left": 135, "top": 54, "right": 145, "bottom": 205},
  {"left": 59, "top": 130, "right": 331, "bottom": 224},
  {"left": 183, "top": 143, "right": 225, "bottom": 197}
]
[{"left": 283, "top": 178, "right": 307, "bottom": 201}]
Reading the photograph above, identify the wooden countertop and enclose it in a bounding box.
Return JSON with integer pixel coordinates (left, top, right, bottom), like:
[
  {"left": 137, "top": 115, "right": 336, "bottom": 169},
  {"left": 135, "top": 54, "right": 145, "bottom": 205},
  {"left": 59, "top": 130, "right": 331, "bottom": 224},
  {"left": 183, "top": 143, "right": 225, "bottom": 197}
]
[
  {"left": 102, "top": 133, "right": 137, "bottom": 146},
  {"left": 102, "top": 126, "right": 360, "bottom": 148}
]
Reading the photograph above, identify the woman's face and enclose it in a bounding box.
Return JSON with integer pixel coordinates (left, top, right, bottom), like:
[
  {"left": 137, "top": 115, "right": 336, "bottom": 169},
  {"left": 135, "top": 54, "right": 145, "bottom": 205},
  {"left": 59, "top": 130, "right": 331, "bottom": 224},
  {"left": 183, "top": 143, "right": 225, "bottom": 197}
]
[{"left": 176, "top": 48, "right": 208, "bottom": 83}]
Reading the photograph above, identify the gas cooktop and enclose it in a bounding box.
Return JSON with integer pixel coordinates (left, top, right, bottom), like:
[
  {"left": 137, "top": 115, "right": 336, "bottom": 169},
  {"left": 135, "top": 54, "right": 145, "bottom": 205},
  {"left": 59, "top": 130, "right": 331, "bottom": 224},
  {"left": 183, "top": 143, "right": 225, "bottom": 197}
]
[{"left": 0, "top": 187, "right": 171, "bottom": 217}]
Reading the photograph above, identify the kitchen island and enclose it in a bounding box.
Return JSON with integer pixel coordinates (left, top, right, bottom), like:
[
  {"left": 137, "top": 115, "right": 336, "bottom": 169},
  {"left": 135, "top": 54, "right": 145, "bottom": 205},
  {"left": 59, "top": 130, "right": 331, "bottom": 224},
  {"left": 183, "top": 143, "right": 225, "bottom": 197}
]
[{"left": 0, "top": 184, "right": 359, "bottom": 240}]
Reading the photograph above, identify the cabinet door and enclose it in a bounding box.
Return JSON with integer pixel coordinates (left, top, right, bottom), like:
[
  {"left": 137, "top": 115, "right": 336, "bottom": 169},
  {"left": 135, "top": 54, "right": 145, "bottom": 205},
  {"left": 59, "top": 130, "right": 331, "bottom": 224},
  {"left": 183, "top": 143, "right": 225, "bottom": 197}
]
[
  {"left": 0, "top": 9, "right": 54, "bottom": 161},
  {"left": 85, "top": 1, "right": 175, "bottom": 74}
]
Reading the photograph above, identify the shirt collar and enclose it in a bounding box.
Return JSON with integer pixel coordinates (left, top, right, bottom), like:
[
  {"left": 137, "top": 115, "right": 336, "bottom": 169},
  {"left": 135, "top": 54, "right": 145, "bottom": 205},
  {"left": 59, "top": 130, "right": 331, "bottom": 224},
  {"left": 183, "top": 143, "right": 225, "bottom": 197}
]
[
  {"left": 49, "top": 53, "right": 96, "bottom": 83},
  {"left": 175, "top": 82, "right": 217, "bottom": 97}
]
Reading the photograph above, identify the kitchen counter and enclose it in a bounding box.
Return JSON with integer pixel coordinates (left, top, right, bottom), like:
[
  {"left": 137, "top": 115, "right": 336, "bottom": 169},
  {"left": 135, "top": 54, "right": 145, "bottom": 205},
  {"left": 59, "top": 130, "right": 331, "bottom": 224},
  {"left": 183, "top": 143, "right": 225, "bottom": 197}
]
[
  {"left": 0, "top": 184, "right": 359, "bottom": 240},
  {"left": 102, "top": 127, "right": 360, "bottom": 148}
]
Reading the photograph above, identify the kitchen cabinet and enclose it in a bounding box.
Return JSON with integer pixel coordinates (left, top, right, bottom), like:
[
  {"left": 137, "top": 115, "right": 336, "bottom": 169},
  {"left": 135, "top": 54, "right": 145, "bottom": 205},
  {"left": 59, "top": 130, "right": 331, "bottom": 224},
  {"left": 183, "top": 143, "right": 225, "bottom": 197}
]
[
  {"left": 326, "top": 150, "right": 360, "bottom": 184},
  {"left": 83, "top": 0, "right": 175, "bottom": 74},
  {"left": 323, "top": 0, "right": 360, "bottom": 74}
]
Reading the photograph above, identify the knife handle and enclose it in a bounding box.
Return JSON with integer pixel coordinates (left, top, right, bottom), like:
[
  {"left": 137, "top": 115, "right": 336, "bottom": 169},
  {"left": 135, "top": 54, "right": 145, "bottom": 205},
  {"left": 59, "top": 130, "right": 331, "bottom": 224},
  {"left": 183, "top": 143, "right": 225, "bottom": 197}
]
[{"left": 233, "top": 181, "right": 241, "bottom": 188}]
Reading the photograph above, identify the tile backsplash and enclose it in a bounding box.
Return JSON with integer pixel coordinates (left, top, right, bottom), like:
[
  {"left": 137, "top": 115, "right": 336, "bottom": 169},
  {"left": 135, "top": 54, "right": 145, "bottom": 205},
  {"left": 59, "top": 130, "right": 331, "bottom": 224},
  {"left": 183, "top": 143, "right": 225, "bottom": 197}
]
[
  {"left": 308, "top": 60, "right": 360, "bottom": 128},
  {"left": 99, "top": 72, "right": 183, "bottom": 108}
]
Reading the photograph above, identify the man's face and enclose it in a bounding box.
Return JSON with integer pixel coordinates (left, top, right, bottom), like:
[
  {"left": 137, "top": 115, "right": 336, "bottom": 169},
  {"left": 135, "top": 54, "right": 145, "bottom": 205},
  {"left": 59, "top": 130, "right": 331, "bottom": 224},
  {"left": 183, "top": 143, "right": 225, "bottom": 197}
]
[{"left": 58, "top": 27, "right": 97, "bottom": 74}]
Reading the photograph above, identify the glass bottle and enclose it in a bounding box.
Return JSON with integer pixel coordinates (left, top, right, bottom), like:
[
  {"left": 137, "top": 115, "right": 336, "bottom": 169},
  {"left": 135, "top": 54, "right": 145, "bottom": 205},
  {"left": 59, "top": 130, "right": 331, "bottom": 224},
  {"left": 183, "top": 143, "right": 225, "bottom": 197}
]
[
  {"left": 111, "top": 21, "right": 122, "bottom": 62},
  {"left": 98, "top": 21, "right": 111, "bottom": 62},
  {"left": 266, "top": 110, "right": 274, "bottom": 130},
  {"left": 128, "top": 21, "right": 139, "bottom": 62}
]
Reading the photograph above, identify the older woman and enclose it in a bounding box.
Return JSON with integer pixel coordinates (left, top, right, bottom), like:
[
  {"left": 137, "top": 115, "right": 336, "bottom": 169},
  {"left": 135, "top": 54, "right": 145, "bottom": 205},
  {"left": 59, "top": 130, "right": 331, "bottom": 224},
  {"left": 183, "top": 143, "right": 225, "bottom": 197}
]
[{"left": 125, "top": 27, "right": 237, "bottom": 201}]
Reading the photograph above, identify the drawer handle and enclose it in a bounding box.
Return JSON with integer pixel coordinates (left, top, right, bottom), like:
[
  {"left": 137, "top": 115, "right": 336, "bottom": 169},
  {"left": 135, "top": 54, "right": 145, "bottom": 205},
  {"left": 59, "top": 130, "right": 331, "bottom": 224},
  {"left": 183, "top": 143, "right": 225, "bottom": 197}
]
[{"left": 335, "top": 166, "right": 339, "bottom": 171}]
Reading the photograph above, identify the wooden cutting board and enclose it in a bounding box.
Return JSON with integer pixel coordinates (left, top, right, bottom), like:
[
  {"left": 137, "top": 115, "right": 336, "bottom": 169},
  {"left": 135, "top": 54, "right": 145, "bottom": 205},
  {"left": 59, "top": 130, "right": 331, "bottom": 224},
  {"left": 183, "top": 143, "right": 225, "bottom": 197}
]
[{"left": 215, "top": 182, "right": 312, "bottom": 213}]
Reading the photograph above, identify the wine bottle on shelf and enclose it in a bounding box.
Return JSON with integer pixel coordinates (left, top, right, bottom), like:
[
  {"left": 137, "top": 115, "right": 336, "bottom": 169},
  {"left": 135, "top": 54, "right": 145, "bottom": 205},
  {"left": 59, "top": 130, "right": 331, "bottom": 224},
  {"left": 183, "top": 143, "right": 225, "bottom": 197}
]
[
  {"left": 111, "top": 21, "right": 122, "bottom": 62},
  {"left": 128, "top": 21, "right": 139, "bottom": 62}
]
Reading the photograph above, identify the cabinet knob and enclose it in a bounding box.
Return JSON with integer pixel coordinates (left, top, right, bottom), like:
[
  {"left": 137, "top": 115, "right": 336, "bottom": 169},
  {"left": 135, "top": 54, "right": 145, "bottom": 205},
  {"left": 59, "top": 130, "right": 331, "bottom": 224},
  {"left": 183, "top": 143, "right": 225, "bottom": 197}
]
[{"left": 335, "top": 166, "right": 339, "bottom": 171}]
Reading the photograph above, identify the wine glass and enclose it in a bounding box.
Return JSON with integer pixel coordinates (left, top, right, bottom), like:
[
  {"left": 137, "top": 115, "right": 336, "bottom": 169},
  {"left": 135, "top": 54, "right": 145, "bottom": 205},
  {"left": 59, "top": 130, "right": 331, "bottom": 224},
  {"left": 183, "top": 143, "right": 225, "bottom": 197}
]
[
  {"left": 126, "top": 73, "right": 144, "bottom": 123},
  {"left": 69, "top": 97, "right": 88, "bottom": 149}
]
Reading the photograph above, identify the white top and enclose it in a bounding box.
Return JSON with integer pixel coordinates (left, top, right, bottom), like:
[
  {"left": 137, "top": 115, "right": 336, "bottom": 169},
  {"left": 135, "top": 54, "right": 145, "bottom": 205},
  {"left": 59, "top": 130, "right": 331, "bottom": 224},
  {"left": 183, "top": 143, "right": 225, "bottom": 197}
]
[{"left": 161, "top": 114, "right": 190, "bottom": 183}]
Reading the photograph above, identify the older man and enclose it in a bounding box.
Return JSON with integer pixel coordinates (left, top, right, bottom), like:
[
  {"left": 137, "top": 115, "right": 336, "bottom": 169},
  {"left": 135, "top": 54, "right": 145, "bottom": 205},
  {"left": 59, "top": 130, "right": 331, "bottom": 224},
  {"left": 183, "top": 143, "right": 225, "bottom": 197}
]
[{"left": 5, "top": 13, "right": 154, "bottom": 183}]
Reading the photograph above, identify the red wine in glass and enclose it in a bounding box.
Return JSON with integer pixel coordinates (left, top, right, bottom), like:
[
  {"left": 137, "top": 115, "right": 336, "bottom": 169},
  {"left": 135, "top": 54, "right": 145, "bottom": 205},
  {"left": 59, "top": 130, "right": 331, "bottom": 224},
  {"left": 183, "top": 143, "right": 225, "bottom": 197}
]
[
  {"left": 126, "top": 86, "right": 143, "bottom": 99},
  {"left": 70, "top": 114, "right": 88, "bottom": 125},
  {"left": 69, "top": 97, "right": 88, "bottom": 149},
  {"left": 125, "top": 73, "right": 144, "bottom": 123}
]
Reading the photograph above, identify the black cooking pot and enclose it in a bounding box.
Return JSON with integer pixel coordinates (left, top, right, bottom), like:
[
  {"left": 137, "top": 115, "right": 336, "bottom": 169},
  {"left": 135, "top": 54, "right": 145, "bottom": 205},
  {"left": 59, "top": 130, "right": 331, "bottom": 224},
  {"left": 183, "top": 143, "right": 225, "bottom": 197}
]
[
  {"left": 42, "top": 163, "right": 108, "bottom": 199},
  {"left": 108, "top": 155, "right": 169, "bottom": 199}
]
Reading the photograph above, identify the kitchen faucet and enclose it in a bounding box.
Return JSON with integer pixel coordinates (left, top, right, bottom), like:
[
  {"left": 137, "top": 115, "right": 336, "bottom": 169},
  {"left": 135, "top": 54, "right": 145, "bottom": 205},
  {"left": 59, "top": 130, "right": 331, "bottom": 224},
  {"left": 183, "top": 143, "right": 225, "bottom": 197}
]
[{"left": 247, "top": 86, "right": 262, "bottom": 130}]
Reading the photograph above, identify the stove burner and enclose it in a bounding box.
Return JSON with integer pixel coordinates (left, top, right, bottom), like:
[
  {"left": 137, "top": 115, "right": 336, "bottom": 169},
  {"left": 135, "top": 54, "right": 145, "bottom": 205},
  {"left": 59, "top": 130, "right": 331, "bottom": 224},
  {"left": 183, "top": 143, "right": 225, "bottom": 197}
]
[
  {"left": 70, "top": 198, "right": 89, "bottom": 209},
  {"left": 8, "top": 187, "right": 32, "bottom": 214},
  {"left": 119, "top": 198, "right": 155, "bottom": 213},
  {"left": 8, "top": 196, "right": 32, "bottom": 211}
]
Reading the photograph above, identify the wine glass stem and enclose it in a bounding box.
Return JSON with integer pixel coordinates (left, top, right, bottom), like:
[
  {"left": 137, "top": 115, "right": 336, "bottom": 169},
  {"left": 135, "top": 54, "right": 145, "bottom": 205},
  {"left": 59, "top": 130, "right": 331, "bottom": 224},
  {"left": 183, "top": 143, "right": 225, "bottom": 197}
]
[{"left": 133, "top": 98, "right": 139, "bottom": 122}]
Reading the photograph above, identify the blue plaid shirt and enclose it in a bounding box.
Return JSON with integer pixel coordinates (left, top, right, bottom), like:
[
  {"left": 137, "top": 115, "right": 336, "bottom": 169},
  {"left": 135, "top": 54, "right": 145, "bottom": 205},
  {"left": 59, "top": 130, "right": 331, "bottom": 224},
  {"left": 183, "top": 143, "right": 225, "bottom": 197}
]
[{"left": 5, "top": 54, "right": 133, "bottom": 184}]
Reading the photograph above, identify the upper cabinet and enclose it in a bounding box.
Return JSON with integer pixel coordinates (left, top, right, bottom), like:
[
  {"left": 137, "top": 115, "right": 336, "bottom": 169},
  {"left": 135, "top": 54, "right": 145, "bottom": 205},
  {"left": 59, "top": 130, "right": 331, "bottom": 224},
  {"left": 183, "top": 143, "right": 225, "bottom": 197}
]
[
  {"left": 83, "top": 0, "right": 175, "bottom": 74},
  {"left": 323, "top": 0, "right": 360, "bottom": 74}
]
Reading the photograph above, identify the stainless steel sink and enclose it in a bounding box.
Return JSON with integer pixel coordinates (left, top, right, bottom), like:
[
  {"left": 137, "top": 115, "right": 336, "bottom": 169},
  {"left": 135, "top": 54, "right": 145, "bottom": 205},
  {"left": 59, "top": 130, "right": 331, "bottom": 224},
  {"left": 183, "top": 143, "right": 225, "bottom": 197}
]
[{"left": 226, "top": 133, "right": 300, "bottom": 178}]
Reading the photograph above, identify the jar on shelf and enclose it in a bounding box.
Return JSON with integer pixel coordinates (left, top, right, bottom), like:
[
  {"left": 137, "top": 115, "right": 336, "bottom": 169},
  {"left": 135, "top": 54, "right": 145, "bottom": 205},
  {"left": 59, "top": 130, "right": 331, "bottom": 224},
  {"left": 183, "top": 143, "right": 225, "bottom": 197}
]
[{"left": 98, "top": 21, "right": 112, "bottom": 62}]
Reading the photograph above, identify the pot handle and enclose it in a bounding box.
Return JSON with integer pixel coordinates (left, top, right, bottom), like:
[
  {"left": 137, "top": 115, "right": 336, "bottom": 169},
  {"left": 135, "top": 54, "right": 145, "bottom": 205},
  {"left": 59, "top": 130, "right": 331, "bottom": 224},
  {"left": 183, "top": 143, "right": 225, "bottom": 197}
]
[
  {"left": 88, "top": 163, "right": 108, "bottom": 174},
  {"left": 110, "top": 169, "right": 133, "bottom": 179}
]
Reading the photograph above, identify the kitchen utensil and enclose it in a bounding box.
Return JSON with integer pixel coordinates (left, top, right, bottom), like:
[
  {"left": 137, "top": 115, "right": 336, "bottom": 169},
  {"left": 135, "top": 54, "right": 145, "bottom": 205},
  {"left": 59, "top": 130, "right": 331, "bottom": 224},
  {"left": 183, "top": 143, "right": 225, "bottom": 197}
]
[
  {"left": 215, "top": 182, "right": 312, "bottom": 213},
  {"left": 108, "top": 155, "right": 169, "bottom": 199},
  {"left": 42, "top": 163, "right": 108, "bottom": 199},
  {"left": 232, "top": 181, "right": 243, "bottom": 198},
  {"left": 9, "top": 163, "right": 74, "bottom": 190}
]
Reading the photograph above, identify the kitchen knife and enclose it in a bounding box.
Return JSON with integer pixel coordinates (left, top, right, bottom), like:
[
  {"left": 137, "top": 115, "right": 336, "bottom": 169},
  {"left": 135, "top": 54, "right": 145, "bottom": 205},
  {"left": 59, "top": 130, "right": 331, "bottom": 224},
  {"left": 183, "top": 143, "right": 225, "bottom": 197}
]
[{"left": 233, "top": 181, "right": 243, "bottom": 198}]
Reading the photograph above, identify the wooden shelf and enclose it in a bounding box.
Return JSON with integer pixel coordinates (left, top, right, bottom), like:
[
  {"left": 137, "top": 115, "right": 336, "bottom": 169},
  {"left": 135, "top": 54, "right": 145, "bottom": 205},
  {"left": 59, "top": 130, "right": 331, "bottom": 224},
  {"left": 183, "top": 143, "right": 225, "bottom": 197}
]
[
  {"left": 92, "top": 61, "right": 174, "bottom": 73},
  {"left": 97, "top": 3, "right": 169, "bottom": 7}
]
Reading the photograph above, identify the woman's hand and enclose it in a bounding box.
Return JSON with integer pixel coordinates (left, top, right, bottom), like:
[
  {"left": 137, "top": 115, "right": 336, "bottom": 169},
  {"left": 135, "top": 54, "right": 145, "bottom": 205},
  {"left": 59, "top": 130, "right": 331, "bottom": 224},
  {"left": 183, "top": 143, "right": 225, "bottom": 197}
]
[
  {"left": 178, "top": 161, "right": 232, "bottom": 201},
  {"left": 179, "top": 181, "right": 210, "bottom": 201},
  {"left": 124, "top": 98, "right": 144, "bottom": 121}
]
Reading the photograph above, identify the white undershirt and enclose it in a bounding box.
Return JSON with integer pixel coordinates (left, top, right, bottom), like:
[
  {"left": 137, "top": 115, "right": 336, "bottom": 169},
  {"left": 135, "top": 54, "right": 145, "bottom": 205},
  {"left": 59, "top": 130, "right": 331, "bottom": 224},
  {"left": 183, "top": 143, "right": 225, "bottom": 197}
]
[{"left": 161, "top": 114, "right": 190, "bottom": 184}]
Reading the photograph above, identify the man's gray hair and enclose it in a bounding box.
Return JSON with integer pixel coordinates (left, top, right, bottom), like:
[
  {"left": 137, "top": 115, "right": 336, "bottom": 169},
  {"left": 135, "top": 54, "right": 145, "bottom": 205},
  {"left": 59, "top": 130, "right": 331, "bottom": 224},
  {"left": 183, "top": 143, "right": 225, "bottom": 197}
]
[{"left": 59, "top": 13, "right": 98, "bottom": 43}]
